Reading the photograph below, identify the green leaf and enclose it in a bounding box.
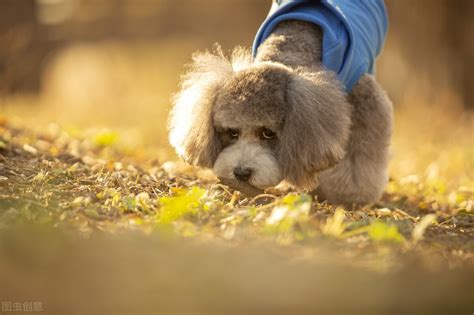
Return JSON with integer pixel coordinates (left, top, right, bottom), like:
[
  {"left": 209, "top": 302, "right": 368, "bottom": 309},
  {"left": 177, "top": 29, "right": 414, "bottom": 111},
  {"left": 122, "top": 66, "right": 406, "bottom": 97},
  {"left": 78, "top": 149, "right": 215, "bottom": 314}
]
[
  {"left": 157, "top": 187, "right": 206, "bottom": 224},
  {"left": 123, "top": 196, "right": 137, "bottom": 211},
  {"left": 367, "top": 220, "right": 404, "bottom": 243},
  {"left": 282, "top": 193, "right": 311, "bottom": 208},
  {"left": 93, "top": 131, "right": 119, "bottom": 147}
]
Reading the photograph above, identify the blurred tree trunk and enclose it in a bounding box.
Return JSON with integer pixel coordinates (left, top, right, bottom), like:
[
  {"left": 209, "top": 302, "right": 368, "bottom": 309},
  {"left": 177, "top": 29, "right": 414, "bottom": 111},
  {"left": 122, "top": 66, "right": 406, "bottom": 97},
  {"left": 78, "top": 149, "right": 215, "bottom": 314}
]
[
  {"left": 0, "top": 0, "right": 44, "bottom": 93},
  {"left": 447, "top": 1, "right": 474, "bottom": 109},
  {"left": 385, "top": 0, "right": 474, "bottom": 108}
]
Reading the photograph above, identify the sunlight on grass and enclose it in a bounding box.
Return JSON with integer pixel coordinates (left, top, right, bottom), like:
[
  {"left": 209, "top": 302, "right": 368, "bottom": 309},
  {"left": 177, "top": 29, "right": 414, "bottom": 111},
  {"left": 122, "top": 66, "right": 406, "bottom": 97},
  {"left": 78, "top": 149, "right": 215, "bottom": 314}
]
[
  {"left": 0, "top": 38, "right": 472, "bottom": 276},
  {"left": 412, "top": 214, "right": 437, "bottom": 243},
  {"left": 321, "top": 208, "right": 347, "bottom": 238},
  {"left": 263, "top": 193, "right": 313, "bottom": 243}
]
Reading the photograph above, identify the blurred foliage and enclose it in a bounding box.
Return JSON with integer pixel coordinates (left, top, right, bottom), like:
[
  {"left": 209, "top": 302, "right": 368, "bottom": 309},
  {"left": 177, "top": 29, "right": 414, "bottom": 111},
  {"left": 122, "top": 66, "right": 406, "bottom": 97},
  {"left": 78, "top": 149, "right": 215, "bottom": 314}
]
[
  {"left": 92, "top": 129, "right": 119, "bottom": 147},
  {"left": 0, "top": 0, "right": 472, "bottom": 107}
]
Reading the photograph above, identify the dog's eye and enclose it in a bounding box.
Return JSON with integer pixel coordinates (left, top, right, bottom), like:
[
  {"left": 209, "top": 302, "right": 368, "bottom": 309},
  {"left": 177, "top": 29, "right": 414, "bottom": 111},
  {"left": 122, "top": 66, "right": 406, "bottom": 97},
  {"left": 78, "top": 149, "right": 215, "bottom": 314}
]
[
  {"left": 226, "top": 128, "right": 240, "bottom": 139},
  {"left": 260, "top": 128, "right": 276, "bottom": 140}
]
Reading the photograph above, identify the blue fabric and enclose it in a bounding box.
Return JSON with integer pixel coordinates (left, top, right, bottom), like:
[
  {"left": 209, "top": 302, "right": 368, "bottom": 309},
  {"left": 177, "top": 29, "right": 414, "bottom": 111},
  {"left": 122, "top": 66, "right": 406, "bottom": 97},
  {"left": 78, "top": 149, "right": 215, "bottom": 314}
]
[{"left": 252, "top": 0, "right": 388, "bottom": 91}]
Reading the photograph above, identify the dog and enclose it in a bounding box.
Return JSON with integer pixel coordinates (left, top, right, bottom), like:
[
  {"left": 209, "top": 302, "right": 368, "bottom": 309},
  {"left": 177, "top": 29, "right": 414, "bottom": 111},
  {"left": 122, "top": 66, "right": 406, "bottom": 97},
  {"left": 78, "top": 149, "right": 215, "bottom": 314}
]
[{"left": 168, "top": 1, "right": 393, "bottom": 204}]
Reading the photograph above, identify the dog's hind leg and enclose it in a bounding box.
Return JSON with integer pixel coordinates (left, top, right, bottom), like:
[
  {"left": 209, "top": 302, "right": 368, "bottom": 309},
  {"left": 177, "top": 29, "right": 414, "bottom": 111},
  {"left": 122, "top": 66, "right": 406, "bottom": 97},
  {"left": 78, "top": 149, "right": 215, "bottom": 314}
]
[{"left": 316, "top": 74, "right": 393, "bottom": 204}]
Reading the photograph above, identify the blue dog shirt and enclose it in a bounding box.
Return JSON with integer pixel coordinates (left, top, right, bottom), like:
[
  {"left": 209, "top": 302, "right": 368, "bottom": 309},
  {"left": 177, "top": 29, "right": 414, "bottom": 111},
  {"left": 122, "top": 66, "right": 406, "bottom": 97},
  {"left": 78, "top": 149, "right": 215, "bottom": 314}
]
[{"left": 252, "top": 0, "right": 388, "bottom": 92}]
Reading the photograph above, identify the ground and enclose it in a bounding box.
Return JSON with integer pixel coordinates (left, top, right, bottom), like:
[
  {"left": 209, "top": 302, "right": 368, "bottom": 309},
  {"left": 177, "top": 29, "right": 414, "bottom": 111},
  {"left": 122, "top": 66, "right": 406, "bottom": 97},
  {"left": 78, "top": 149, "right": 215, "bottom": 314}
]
[{"left": 0, "top": 101, "right": 473, "bottom": 313}]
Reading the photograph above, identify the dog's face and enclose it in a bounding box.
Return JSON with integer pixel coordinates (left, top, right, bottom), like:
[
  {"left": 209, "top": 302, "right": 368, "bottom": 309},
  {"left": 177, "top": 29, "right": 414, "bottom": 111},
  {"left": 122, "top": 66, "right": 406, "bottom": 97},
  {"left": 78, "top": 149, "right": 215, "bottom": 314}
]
[
  {"left": 212, "top": 66, "right": 288, "bottom": 188},
  {"left": 169, "top": 48, "right": 351, "bottom": 190}
]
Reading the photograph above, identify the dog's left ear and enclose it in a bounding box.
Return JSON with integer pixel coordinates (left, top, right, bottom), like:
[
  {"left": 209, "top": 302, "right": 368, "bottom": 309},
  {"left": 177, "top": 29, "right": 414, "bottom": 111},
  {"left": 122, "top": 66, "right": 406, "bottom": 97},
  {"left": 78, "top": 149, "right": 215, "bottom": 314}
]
[
  {"left": 278, "top": 69, "right": 352, "bottom": 189},
  {"left": 168, "top": 49, "right": 234, "bottom": 168}
]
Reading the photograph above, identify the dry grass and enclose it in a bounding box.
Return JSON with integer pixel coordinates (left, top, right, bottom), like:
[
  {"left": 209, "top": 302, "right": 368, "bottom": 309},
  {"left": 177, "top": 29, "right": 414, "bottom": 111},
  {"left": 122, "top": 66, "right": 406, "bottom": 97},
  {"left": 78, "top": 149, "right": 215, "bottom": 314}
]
[
  {"left": 0, "top": 105, "right": 472, "bottom": 260},
  {"left": 0, "top": 108, "right": 472, "bottom": 313},
  {"left": 0, "top": 42, "right": 473, "bottom": 313}
]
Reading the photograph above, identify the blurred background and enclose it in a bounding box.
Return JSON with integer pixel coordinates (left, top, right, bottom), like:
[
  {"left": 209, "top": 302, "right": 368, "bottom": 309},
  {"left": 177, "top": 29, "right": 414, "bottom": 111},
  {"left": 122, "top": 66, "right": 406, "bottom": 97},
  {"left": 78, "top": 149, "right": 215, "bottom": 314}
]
[
  {"left": 0, "top": 2, "right": 472, "bottom": 312},
  {"left": 0, "top": 0, "right": 472, "bottom": 183}
]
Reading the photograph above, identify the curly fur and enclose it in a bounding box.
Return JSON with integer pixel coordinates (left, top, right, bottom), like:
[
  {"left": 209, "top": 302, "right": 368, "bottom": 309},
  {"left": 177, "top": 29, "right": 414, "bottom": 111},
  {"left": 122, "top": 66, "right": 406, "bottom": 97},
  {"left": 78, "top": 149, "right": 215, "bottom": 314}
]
[
  {"left": 168, "top": 47, "right": 233, "bottom": 167},
  {"left": 316, "top": 75, "right": 393, "bottom": 204},
  {"left": 280, "top": 69, "right": 351, "bottom": 189},
  {"left": 168, "top": 20, "right": 393, "bottom": 204}
]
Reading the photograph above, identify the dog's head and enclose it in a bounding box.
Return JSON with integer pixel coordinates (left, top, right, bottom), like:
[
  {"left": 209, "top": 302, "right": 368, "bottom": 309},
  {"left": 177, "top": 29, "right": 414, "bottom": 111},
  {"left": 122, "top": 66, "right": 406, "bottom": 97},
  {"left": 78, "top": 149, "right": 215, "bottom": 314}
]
[{"left": 169, "top": 48, "right": 351, "bottom": 189}]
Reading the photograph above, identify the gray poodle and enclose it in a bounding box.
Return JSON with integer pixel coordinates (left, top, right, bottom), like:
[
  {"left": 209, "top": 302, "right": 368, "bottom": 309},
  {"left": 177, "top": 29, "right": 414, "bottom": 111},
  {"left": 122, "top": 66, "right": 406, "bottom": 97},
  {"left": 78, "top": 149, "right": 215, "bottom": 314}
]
[{"left": 168, "top": 20, "right": 393, "bottom": 204}]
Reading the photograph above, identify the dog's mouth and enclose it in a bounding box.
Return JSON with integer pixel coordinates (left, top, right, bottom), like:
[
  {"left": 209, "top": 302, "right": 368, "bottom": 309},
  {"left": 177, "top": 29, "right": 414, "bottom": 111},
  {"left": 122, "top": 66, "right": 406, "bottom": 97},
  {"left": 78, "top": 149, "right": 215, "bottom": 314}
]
[{"left": 218, "top": 177, "right": 264, "bottom": 197}]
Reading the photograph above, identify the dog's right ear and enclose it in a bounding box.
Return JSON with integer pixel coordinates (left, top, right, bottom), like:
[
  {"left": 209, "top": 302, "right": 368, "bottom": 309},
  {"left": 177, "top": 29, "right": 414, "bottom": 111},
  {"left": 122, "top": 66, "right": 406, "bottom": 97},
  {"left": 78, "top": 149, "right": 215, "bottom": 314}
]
[{"left": 168, "top": 48, "right": 235, "bottom": 168}]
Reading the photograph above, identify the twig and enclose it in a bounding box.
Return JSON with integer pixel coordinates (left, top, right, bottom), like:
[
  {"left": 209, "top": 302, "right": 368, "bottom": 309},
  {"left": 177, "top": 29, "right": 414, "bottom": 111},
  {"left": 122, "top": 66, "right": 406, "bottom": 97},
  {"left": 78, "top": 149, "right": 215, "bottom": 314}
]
[{"left": 248, "top": 194, "right": 278, "bottom": 206}]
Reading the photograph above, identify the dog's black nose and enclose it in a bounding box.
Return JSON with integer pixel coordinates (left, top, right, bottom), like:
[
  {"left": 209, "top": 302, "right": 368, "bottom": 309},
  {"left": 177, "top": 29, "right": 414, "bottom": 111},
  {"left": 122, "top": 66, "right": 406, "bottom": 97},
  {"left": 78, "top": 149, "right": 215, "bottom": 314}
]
[{"left": 233, "top": 167, "right": 252, "bottom": 182}]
